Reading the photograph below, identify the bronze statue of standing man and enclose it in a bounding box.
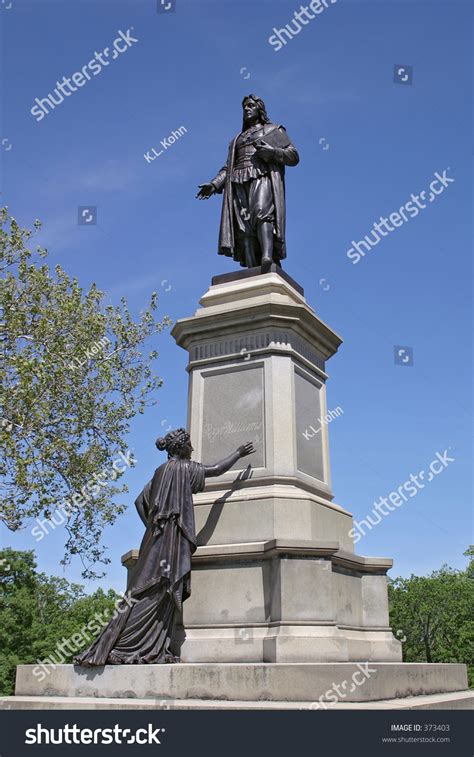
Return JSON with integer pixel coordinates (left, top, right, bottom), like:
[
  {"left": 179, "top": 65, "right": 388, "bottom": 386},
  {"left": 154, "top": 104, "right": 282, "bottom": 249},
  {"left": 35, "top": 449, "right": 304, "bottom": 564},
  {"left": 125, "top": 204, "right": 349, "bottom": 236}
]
[{"left": 196, "top": 95, "right": 299, "bottom": 269}]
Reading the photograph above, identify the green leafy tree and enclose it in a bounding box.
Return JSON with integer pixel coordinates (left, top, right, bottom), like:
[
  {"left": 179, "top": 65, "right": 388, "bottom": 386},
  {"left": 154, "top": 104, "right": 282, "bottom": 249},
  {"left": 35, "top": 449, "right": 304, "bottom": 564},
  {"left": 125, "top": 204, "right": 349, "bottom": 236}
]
[
  {"left": 464, "top": 545, "right": 474, "bottom": 580},
  {"left": 389, "top": 548, "right": 474, "bottom": 686},
  {"left": 0, "top": 209, "right": 171, "bottom": 577},
  {"left": 0, "top": 548, "right": 121, "bottom": 696}
]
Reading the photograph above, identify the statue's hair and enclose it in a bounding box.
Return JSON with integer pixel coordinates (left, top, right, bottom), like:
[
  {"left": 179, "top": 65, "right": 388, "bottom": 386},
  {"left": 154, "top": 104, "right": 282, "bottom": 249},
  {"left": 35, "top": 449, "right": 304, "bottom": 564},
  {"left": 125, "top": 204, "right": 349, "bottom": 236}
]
[
  {"left": 242, "top": 94, "right": 271, "bottom": 129},
  {"left": 156, "top": 428, "right": 191, "bottom": 457}
]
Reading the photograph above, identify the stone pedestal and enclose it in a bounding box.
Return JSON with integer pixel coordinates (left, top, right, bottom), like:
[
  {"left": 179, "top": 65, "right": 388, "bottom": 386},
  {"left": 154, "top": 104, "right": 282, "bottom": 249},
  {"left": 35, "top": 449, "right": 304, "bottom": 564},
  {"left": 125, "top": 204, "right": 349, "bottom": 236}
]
[
  {"left": 5, "top": 267, "right": 471, "bottom": 711},
  {"left": 161, "top": 267, "right": 401, "bottom": 662}
]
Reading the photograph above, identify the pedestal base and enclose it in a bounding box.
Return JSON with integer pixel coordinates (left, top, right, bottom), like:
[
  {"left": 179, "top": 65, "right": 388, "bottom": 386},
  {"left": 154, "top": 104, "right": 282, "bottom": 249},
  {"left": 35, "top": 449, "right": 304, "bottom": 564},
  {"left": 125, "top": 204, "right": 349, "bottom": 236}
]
[
  {"left": 124, "top": 538, "right": 403, "bottom": 663},
  {"left": 179, "top": 626, "right": 402, "bottom": 664},
  {"left": 6, "top": 663, "right": 470, "bottom": 710}
]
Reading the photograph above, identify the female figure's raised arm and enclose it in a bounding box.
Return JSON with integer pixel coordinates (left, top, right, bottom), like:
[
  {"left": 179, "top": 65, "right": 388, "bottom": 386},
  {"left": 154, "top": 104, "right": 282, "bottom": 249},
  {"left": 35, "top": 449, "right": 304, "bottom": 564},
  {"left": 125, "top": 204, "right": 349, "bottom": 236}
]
[{"left": 203, "top": 442, "right": 255, "bottom": 478}]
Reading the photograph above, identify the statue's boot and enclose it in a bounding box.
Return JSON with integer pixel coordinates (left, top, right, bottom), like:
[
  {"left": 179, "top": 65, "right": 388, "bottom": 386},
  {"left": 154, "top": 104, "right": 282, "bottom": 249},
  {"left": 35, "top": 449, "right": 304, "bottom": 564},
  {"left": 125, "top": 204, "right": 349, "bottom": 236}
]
[{"left": 258, "top": 222, "right": 274, "bottom": 272}]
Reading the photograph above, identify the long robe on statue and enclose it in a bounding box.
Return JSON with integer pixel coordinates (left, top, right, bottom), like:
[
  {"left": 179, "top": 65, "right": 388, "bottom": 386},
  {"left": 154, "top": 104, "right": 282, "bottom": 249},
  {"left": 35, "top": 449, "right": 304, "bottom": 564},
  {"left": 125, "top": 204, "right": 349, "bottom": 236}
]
[{"left": 74, "top": 459, "right": 205, "bottom": 666}]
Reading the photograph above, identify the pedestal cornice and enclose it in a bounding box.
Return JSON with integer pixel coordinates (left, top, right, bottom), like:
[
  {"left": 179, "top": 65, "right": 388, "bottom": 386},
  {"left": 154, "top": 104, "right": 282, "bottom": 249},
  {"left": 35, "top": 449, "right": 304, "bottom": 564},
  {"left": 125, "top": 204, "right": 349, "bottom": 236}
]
[{"left": 172, "top": 299, "right": 343, "bottom": 368}]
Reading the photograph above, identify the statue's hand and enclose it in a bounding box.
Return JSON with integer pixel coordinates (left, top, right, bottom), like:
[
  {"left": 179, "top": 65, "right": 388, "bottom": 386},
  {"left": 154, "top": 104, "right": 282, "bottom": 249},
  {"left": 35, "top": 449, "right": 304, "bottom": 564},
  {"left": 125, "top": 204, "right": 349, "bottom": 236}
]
[
  {"left": 196, "top": 183, "right": 215, "bottom": 200},
  {"left": 237, "top": 441, "right": 255, "bottom": 458},
  {"left": 254, "top": 139, "right": 276, "bottom": 162}
]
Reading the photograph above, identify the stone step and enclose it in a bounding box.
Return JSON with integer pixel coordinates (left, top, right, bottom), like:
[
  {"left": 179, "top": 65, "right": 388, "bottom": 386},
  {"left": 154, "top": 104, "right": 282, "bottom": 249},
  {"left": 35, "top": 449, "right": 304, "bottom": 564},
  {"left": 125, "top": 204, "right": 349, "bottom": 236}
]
[
  {"left": 1, "top": 691, "right": 473, "bottom": 710},
  {"left": 15, "top": 662, "right": 468, "bottom": 703}
]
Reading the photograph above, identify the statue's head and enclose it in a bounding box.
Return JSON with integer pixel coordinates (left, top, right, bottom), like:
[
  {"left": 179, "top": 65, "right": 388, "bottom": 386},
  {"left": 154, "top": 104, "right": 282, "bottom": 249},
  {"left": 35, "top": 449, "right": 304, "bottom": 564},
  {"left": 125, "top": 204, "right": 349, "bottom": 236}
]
[
  {"left": 156, "top": 428, "right": 193, "bottom": 460},
  {"left": 242, "top": 95, "right": 270, "bottom": 129}
]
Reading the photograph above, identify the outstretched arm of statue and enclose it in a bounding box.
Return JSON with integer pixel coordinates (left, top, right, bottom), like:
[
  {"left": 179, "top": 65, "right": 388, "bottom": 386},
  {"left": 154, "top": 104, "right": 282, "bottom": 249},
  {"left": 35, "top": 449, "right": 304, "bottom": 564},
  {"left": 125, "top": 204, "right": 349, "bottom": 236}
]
[
  {"left": 196, "top": 166, "right": 227, "bottom": 199},
  {"left": 203, "top": 441, "right": 255, "bottom": 478}
]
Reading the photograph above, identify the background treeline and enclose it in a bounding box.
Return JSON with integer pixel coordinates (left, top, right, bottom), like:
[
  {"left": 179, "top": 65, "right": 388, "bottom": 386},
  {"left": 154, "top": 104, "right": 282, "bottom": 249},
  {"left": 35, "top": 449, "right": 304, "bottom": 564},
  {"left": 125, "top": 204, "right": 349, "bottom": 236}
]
[
  {"left": 388, "top": 546, "right": 473, "bottom": 687},
  {"left": 0, "top": 549, "right": 120, "bottom": 696}
]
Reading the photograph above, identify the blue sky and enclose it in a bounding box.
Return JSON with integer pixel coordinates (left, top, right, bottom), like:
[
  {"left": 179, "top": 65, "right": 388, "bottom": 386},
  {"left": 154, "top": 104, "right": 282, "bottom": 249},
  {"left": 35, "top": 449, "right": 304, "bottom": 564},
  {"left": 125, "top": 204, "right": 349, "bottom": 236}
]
[{"left": 1, "top": 0, "right": 472, "bottom": 593}]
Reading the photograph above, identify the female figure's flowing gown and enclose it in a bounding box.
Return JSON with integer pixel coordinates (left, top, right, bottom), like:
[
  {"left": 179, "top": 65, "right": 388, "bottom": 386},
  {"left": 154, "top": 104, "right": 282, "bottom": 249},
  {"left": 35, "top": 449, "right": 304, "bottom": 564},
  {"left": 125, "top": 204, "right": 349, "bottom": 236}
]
[{"left": 74, "top": 458, "right": 205, "bottom": 665}]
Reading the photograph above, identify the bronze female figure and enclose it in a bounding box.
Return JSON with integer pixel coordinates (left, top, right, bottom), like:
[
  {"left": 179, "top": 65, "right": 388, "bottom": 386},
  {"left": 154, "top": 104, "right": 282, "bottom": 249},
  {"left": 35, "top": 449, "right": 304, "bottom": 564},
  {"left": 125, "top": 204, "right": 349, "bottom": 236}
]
[{"left": 75, "top": 429, "right": 254, "bottom": 666}]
